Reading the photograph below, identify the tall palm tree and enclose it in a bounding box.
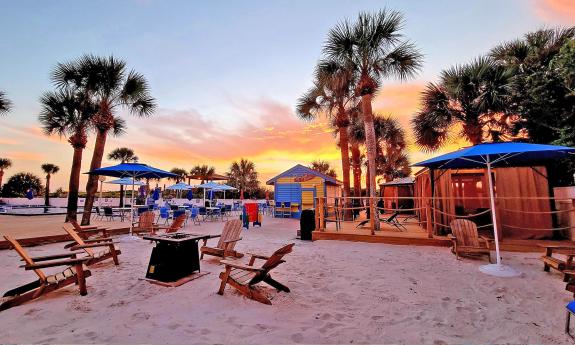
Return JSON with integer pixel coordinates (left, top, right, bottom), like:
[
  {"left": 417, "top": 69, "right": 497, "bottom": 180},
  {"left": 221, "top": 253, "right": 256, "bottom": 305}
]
[
  {"left": 0, "top": 91, "right": 12, "bottom": 116},
  {"left": 55, "top": 55, "right": 156, "bottom": 225},
  {"left": 324, "top": 10, "right": 422, "bottom": 230},
  {"left": 297, "top": 59, "right": 355, "bottom": 202},
  {"left": 411, "top": 57, "right": 513, "bottom": 150},
  {"left": 227, "top": 159, "right": 259, "bottom": 199},
  {"left": 309, "top": 160, "right": 337, "bottom": 178},
  {"left": 107, "top": 147, "right": 138, "bottom": 207},
  {"left": 190, "top": 165, "right": 215, "bottom": 184},
  {"left": 169, "top": 168, "right": 188, "bottom": 183},
  {"left": 41, "top": 163, "right": 60, "bottom": 206},
  {"left": 39, "top": 89, "right": 96, "bottom": 221},
  {"left": 0, "top": 158, "right": 12, "bottom": 195}
]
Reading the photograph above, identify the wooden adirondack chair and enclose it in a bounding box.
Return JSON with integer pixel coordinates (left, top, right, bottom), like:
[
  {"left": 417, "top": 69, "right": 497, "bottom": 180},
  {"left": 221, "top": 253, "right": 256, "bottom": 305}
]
[
  {"left": 132, "top": 211, "right": 158, "bottom": 235},
  {"left": 63, "top": 225, "right": 121, "bottom": 266},
  {"left": 157, "top": 214, "right": 187, "bottom": 234},
  {"left": 70, "top": 219, "right": 108, "bottom": 238},
  {"left": 200, "top": 219, "right": 243, "bottom": 259},
  {"left": 449, "top": 219, "right": 492, "bottom": 262},
  {"left": 0, "top": 236, "right": 91, "bottom": 312},
  {"left": 218, "top": 243, "right": 294, "bottom": 305}
]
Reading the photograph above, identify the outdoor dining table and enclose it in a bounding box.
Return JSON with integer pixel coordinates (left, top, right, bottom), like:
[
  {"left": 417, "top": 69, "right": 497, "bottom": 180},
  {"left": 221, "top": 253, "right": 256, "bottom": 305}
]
[
  {"left": 112, "top": 207, "right": 132, "bottom": 221},
  {"left": 205, "top": 206, "right": 221, "bottom": 221}
]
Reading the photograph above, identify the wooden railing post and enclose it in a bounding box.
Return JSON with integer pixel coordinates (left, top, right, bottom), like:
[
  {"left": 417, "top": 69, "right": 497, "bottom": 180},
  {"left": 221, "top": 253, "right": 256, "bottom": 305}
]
[
  {"left": 425, "top": 199, "right": 433, "bottom": 238},
  {"left": 318, "top": 197, "right": 325, "bottom": 231}
]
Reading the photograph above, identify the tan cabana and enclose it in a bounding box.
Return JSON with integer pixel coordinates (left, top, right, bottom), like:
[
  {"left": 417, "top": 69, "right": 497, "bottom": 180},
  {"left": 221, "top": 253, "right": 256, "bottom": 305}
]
[
  {"left": 379, "top": 177, "right": 415, "bottom": 211},
  {"left": 414, "top": 166, "right": 553, "bottom": 240}
]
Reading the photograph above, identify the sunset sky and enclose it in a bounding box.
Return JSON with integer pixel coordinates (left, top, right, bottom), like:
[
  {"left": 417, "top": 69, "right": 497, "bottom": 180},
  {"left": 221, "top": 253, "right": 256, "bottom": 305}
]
[{"left": 1, "top": 0, "right": 574, "bottom": 191}]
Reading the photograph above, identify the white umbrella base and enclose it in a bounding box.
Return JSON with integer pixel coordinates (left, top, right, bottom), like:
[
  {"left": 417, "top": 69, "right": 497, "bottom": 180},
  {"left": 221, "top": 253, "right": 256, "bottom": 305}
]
[
  {"left": 479, "top": 263, "right": 521, "bottom": 277},
  {"left": 118, "top": 234, "right": 142, "bottom": 242}
]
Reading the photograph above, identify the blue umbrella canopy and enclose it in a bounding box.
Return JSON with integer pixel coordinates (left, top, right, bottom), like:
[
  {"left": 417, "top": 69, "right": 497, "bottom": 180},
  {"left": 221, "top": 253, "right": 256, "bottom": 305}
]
[
  {"left": 152, "top": 187, "right": 161, "bottom": 201},
  {"left": 166, "top": 182, "right": 194, "bottom": 190},
  {"left": 186, "top": 189, "right": 194, "bottom": 201},
  {"left": 25, "top": 188, "right": 34, "bottom": 200},
  {"left": 86, "top": 163, "right": 177, "bottom": 179},
  {"left": 196, "top": 181, "right": 222, "bottom": 189},
  {"left": 105, "top": 177, "right": 145, "bottom": 186},
  {"left": 413, "top": 142, "right": 575, "bottom": 169},
  {"left": 213, "top": 184, "right": 237, "bottom": 191}
]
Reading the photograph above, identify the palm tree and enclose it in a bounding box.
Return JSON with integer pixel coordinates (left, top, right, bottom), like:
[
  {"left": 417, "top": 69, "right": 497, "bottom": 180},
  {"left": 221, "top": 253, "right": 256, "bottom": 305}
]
[
  {"left": 190, "top": 165, "right": 215, "bottom": 184},
  {"left": 39, "top": 89, "right": 96, "bottom": 221},
  {"left": 324, "top": 10, "right": 422, "bottom": 230},
  {"left": 227, "top": 159, "right": 259, "bottom": 199},
  {"left": 309, "top": 160, "right": 337, "bottom": 178},
  {"left": 107, "top": 147, "right": 138, "bottom": 207},
  {"left": 411, "top": 57, "right": 513, "bottom": 151},
  {"left": 169, "top": 168, "right": 188, "bottom": 183},
  {"left": 41, "top": 163, "right": 60, "bottom": 206},
  {"left": 0, "top": 158, "right": 12, "bottom": 195},
  {"left": 55, "top": 55, "right": 156, "bottom": 225},
  {"left": 0, "top": 91, "right": 12, "bottom": 116},
  {"left": 297, "top": 59, "right": 355, "bottom": 202}
]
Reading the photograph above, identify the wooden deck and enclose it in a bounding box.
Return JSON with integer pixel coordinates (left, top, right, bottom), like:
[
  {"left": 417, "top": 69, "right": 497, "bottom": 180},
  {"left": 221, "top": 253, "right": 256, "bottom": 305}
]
[{"left": 313, "top": 218, "right": 575, "bottom": 253}]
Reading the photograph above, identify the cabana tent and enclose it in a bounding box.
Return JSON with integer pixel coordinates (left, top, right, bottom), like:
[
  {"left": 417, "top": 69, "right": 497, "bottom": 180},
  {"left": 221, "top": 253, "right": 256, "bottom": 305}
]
[{"left": 379, "top": 177, "right": 414, "bottom": 211}]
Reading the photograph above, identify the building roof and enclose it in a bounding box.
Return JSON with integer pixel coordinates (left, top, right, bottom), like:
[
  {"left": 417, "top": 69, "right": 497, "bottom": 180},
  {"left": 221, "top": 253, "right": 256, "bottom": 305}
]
[
  {"left": 380, "top": 177, "right": 415, "bottom": 186},
  {"left": 266, "top": 164, "right": 341, "bottom": 185}
]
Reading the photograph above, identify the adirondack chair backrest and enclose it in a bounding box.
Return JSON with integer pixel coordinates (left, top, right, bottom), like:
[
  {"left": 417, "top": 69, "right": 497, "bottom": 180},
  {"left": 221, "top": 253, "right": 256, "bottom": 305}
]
[
  {"left": 166, "top": 214, "right": 187, "bottom": 233},
  {"left": 261, "top": 243, "right": 295, "bottom": 271},
  {"left": 216, "top": 219, "right": 242, "bottom": 250},
  {"left": 137, "top": 211, "right": 156, "bottom": 232},
  {"left": 63, "top": 225, "right": 94, "bottom": 256},
  {"left": 450, "top": 219, "right": 480, "bottom": 247},
  {"left": 3, "top": 235, "right": 46, "bottom": 281}
]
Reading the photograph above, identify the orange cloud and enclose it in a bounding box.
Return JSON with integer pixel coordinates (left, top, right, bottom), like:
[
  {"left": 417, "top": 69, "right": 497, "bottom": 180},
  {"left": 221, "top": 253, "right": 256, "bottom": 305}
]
[{"left": 534, "top": 0, "right": 575, "bottom": 23}]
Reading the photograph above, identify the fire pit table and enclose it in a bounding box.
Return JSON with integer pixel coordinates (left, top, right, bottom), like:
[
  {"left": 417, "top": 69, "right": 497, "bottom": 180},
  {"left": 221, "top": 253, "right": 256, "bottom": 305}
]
[{"left": 143, "top": 232, "right": 211, "bottom": 283}]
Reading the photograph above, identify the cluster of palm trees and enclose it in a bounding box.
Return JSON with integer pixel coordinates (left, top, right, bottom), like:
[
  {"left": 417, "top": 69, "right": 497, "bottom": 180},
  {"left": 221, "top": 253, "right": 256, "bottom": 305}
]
[
  {"left": 0, "top": 158, "right": 59, "bottom": 205},
  {"left": 38, "top": 55, "right": 156, "bottom": 223},
  {"left": 227, "top": 158, "right": 259, "bottom": 198},
  {"left": 411, "top": 27, "right": 575, "bottom": 151},
  {"left": 167, "top": 165, "right": 216, "bottom": 185},
  {"left": 309, "top": 160, "right": 337, "bottom": 178},
  {"left": 297, "top": 9, "right": 422, "bottom": 229}
]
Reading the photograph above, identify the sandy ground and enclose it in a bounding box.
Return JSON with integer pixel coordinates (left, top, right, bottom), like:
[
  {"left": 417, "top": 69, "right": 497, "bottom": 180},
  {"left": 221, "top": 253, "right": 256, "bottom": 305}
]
[{"left": 0, "top": 215, "right": 573, "bottom": 344}]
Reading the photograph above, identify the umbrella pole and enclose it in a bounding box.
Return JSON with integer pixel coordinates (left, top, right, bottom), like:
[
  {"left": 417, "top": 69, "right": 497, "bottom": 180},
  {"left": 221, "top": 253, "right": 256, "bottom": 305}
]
[
  {"left": 486, "top": 158, "right": 502, "bottom": 265},
  {"left": 130, "top": 181, "right": 135, "bottom": 236}
]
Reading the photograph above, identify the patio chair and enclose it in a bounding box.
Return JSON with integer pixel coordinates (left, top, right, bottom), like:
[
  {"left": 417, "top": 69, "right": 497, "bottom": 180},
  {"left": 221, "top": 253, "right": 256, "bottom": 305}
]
[
  {"left": 199, "top": 206, "right": 207, "bottom": 221},
  {"left": 69, "top": 219, "right": 108, "bottom": 238},
  {"left": 189, "top": 207, "right": 201, "bottom": 225},
  {"left": 63, "top": 225, "right": 121, "bottom": 266},
  {"left": 157, "top": 207, "right": 171, "bottom": 225},
  {"left": 217, "top": 243, "right": 294, "bottom": 305},
  {"left": 103, "top": 207, "right": 122, "bottom": 222},
  {"left": 133, "top": 211, "right": 159, "bottom": 235},
  {"left": 282, "top": 202, "right": 291, "bottom": 218},
  {"left": 449, "top": 219, "right": 492, "bottom": 262},
  {"left": 274, "top": 201, "right": 282, "bottom": 217},
  {"left": 0, "top": 236, "right": 91, "bottom": 312},
  {"left": 201, "top": 219, "right": 243, "bottom": 260},
  {"left": 93, "top": 206, "right": 105, "bottom": 221},
  {"left": 157, "top": 213, "right": 187, "bottom": 234}
]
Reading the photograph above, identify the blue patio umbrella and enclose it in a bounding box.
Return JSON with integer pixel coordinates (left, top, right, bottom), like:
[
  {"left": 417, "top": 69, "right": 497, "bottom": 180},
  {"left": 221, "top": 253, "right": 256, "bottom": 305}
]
[
  {"left": 25, "top": 188, "right": 34, "bottom": 200},
  {"left": 87, "top": 163, "right": 177, "bottom": 236},
  {"left": 166, "top": 182, "right": 194, "bottom": 190},
  {"left": 213, "top": 184, "right": 237, "bottom": 199},
  {"left": 197, "top": 181, "right": 223, "bottom": 205},
  {"left": 105, "top": 177, "right": 145, "bottom": 186},
  {"left": 186, "top": 189, "right": 194, "bottom": 201},
  {"left": 414, "top": 142, "right": 575, "bottom": 277},
  {"left": 152, "top": 187, "right": 161, "bottom": 201}
]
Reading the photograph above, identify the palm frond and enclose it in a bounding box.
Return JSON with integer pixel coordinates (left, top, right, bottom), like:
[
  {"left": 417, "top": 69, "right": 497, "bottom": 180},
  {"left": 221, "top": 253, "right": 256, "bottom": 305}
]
[{"left": 0, "top": 91, "right": 12, "bottom": 115}]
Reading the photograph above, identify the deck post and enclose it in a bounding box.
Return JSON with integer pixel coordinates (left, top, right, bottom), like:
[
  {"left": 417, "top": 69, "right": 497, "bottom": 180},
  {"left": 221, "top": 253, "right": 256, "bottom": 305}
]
[
  {"left": 425, "top": 199, "right": 433, "bottom": 238},
  {"left": 369, "top": 197, "right": 375, "bottom": 235},
  {"left": 318, "top": 197, "right": 325, "bottom": 231}
]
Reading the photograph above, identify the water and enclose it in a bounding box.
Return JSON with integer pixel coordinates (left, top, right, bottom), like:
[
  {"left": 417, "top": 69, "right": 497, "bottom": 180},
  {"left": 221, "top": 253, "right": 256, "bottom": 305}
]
[{"left": 0, "top": 206, "right": 83, "bottom": 216}]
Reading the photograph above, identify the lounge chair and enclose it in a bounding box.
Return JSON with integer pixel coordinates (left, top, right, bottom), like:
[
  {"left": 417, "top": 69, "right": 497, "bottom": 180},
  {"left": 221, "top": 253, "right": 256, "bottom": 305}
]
[
  {"left": 69, "top": 219, "right": 108, "bottom": 238},
  {"left": 159, "top": 213, "right": 187, "bottom": 234},
  {"left": 356, "top": 212, "right": 404, "bottom": 230},
  {"left": 63, "top": 225, "right": 121, "bottom": 266},
  {"left": 201, "top": 219, "right": 243, "bottom": 259},
  {"left": 0, "top": 236, "right": 91, "bottom": 312},
  {"left": 133, "top": 211, "right": 158, "bottom": 235},
  {"left": 217, "top": 243, "right": 294, "bottom": 305},
  {"left": 539, "top": 244, "right": 575, "bottom": 281},
  {"left": 449, "top": 219, "right": 492, "bottom": 262}
]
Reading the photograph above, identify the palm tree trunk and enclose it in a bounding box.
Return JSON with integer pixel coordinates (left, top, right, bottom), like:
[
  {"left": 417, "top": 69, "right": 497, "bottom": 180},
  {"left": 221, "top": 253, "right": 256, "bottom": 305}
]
[
  {"left": 350, "top": 143, "right": 362, "bottom": 198},
  {"left": 44, "top": 174, "right": 51, "bottom": 206},
  {"left": 66, "top": 146, "right": 84, "bottom": 222},
  {"left": 338, "top": 127, "right": 352, "bottom": 220},
  {"left": 0, "top": 170, "right": 4, "bottom": 196},
  {"left": 81, "top": 129, "right": 108, "bottom": 225},
  {"left": 463, "top": 120, "right": 483, "bottom": 145},
  {"left": 361, "top": 94, "right": 379, "bottom": 233}
]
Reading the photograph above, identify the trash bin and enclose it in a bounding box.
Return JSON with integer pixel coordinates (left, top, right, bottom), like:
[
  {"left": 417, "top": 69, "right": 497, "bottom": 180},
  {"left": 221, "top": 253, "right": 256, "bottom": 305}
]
[{"left": 300, "top": 209, "right": 315, "bottom": 241}]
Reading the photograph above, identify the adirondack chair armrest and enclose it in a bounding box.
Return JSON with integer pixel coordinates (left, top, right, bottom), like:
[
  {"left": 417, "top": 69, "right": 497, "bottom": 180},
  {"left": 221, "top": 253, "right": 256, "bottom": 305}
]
[
  {"left": 222, "top": 237, "right": 242, "bottom": 244},
  {"left": 77, "top": 227, "right": 108, "bottom": 234},
  {"left": 220, "top": 259, "right": 263, "bottom": 272},
  {"left": 24, "top": 257, "right": 90, "bottom": 270},
  {"left": 202, "top": 235, "right": 221, "bottom": 246},
  {"left": 71, "top": 243, "right": 117, "bottom": 250},
  {"left": 24, "top": 251, "right": 84, "bottom": 262},
  {"left": 76, "top": 225, "right": 99, "bottom": 230},
  {"left": 247, "top": 253, "right": 270, "bottom": 260},
  {"left": 83, "top": 237, "right": 114, "bottom": 243},
  {"left": 447, "top": 234, "right": 456, "bottom": 242}
]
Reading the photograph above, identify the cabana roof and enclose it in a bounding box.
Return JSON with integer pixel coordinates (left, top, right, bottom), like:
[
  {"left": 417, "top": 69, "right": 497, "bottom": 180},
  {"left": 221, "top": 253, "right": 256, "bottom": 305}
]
[
  {"left": 266, "top": 164, "right": 341, "bottom": 186},
  {"left": 380, "top": 177, "right": 415, "bottom": 186}
]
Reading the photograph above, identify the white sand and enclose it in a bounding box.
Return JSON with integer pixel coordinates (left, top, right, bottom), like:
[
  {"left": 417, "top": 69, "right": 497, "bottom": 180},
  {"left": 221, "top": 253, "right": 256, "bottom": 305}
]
[{"left": 0, "top": 215, "right": 572, "bottom": 344}]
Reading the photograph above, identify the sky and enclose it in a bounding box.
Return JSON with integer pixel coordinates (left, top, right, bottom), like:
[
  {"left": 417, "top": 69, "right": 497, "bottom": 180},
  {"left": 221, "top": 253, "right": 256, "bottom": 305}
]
[{"left": 1, "top": 0, "right": 574, "bottom": 191}]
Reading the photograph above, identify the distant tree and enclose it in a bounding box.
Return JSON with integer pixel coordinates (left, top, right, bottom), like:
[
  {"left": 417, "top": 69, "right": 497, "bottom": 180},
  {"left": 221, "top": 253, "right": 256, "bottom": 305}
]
[
  {"left": 2, "top": 172, "right": 43, "bottom": 197},
  {"left": 41, "top": 163, "right": 60, "bottom": 206},
  {"left": 0, "top": 158, "right": 12, "bottom": 195},
  {"left": 0, "top": 91, "right": 12, "bottom": 116},
  {"left": 107, "top": 147, "right": 138, "bottom": 207},
  {"left": 190, "top": 165, "right": 215, "bottom": 184},
  {"left": 227, "top": 159, "right": 259, "bottom": 198},
  {"left": 309, "top": 160, "right": 337, "bottom": 178},
  {"left": 169, "top": 168, "right": 188, "bottom": 183}
]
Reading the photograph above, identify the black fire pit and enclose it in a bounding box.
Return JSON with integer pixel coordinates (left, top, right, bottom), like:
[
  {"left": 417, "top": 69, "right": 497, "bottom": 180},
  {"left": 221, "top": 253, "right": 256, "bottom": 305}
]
[{"left": 143, "top": 232, "right": 211, "bottom": 282}]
